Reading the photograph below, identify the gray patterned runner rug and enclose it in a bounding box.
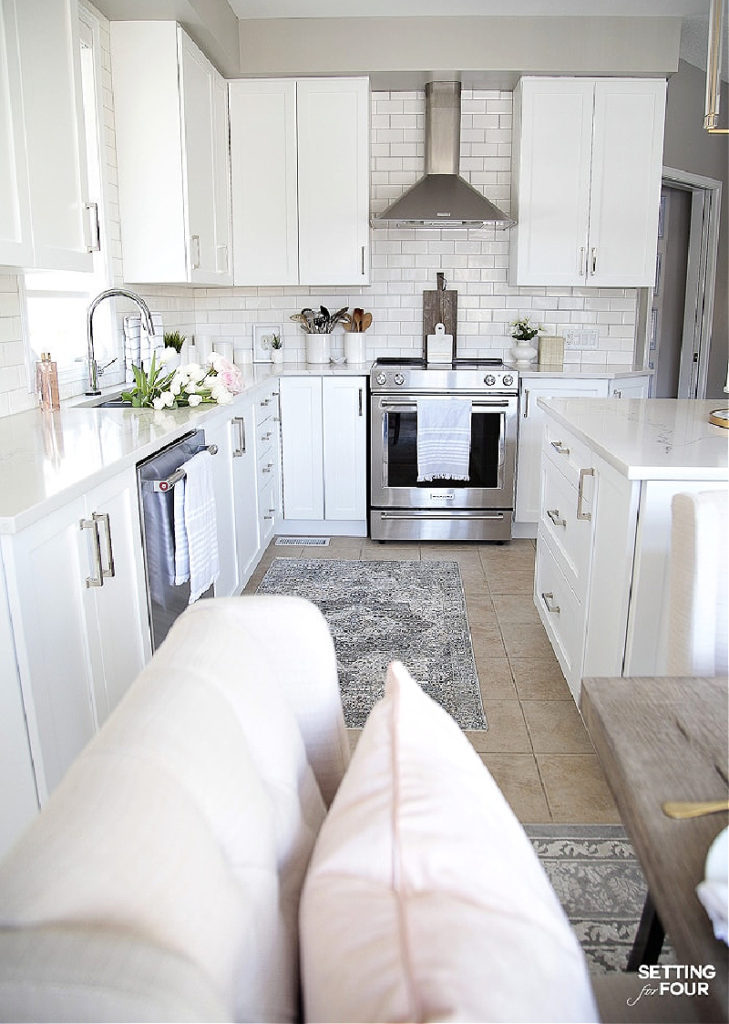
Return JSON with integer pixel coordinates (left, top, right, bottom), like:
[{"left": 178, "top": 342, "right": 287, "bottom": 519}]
[
  {"left": 256, "top": 557, "right": 486, "bottom": 730},
  {"left": 527, "top": 824, "right": 675, "bottom": 974}
]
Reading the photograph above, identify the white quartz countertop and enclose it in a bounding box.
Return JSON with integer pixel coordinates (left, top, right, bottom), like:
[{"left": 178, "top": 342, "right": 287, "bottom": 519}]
[
  {"left": 537, "top": 397, "right": 729, "bottom": 481},
  {"left": 507, "top": 363, "right": 652, "bottom": 379},
  {"left": 0, "top": 363, "right": 373, "bottom": 534}
]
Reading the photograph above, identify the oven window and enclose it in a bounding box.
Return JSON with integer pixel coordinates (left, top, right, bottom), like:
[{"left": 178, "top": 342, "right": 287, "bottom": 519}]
[{"left": 386, "top": 411, "right": 502, "bottom": 488}]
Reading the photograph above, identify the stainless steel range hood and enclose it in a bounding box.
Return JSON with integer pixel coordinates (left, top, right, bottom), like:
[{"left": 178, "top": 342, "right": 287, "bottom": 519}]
[{"left": 374, "top": 81, "right": 515, "bottom": 230}]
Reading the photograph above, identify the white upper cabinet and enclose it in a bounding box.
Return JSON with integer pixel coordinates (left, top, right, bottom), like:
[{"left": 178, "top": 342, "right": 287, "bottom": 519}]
[
  {"left": 230, "top": 77, "right": 370, "bottom": 287},
  {"left": 230, "top": 80, "right": 298, "bottom": 286},
  {"left": 4, "top": 0, "right": 92, "bottom": 271},
  {"left": 110, "top": 22, "right": 232, "bottom": 285},
  {"left": 0, "top": 0, "right": 33, "bottom": 267},
  {"left": 510, "top": 77, "right": 666, "bottom": 288}
]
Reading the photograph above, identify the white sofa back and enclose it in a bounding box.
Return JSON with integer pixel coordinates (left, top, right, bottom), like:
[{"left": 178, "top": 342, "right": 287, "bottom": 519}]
[{"left": 0, "top": 597, "right": 350, "bottom": 1023}]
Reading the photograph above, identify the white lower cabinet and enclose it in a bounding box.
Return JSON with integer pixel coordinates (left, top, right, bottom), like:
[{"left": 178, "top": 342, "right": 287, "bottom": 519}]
[
  {"left": 516, "top": 378, "right": 608, "bottom": 526},
  {"left": 254, "top": 382, "right": 281, "bottom": 549},
  {"left": 1, "top": 468, "right": 150, "bottom": 805},
  {"left": 535, "top": 412, "right": 725, "bottom": 704},
  {"left": 207, "top": 398, "right": 260, "bottom": 597},
  {"left": 609, "top": 375, "right": 651, "bottom": 399},
  {"left": 279, "top": 376, "right": 367, "bottom": 533}
]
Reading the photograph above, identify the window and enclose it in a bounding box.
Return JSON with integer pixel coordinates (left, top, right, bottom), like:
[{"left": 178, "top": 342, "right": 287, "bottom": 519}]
[{"left": 23, "top": 5, "right": 117, "bottom": 391}]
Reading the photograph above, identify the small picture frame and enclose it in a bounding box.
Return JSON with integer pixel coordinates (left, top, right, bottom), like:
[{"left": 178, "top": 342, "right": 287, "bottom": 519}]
[{"left": 253, "top": 323, "right": 282, "bottom": 363}]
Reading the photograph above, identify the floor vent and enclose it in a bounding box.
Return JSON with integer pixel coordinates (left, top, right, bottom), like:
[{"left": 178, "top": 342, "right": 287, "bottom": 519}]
[{"left": 275, "top": 536, "right": 330, "bottom": 547}]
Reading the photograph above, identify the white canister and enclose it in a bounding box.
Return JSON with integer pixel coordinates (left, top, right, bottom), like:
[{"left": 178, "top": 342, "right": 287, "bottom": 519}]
[
  {"left": 195, "top": 336, "right": 214, "bottom": 364},
  {"left": 234, "top": 346, "right": 253, "bottom": 366},
  {"left": 344, "top": 334, "right": 366, "bottom": 364},
  {"left": 214, "top": 340, "right": 234, "bottom": 363},
  {"left": 305, "top": 334, "right": 330, "bottom": 364}
]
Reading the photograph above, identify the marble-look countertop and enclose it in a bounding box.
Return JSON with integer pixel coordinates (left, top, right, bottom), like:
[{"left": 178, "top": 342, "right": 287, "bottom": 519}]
[
  {"left": 0, "top": 363, "right": 374, "bottom": 535},
  {"left": 538, "top": 397, "right": 728, "bottom": 481},
  {"left": 506, "top": 363, "right": 652, "bottom": 379}
]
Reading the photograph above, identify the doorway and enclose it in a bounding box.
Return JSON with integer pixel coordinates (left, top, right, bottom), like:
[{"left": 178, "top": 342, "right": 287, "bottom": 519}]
[{"left": 638, "top": 168, "right": 722, "bottom": 398}]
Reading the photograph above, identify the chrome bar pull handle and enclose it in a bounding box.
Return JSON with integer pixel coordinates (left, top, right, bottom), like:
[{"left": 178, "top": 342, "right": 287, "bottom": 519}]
[
  {"left": 541, "top": 591, "right": 560, "bottom": 614},
  {"left": 361, "top": 245, "right": 365, "bottom": 275},
  {"left": 578, "top": 246, "right": 585, "bottom": 277},
  {"left": 546, "top": 508, "right": 566, "bottom": 528},
  {"left": 232, "top": 417, "right": 245, "bottom": 457},
  {"left": 550, "top": 440, "right": 570, "bottom": 455},
  {"left": 80, "top": 518, "right": 104, "bottom": 588},
  {"left": 522, "top": 388, "right": 530, "bottom": 418},
  {"left": 358, "top": 387, "right": 363, "bottom": 417},
  {"left": 590, "top": 247, "right": 597, "bottom": 275},
  {"left": 85, "top": 202, "right": 101, "bottom": 252},
  {"left": 577, "top": 467, "right": 595, "bottom": 520},
  {"left": 191, "top": 234, "right": 201, "bottom": 270},
  {"left": 93, "top": 512, "right": 115, "bottom": 578}
]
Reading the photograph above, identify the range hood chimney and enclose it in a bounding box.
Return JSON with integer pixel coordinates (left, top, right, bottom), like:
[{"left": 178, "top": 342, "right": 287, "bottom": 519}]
[{"left": 374, "top": 81, "right": 515, "bottom": 230}]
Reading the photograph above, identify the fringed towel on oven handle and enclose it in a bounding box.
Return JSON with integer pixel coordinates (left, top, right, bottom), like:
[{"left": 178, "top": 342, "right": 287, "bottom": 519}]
[
  {"left": 416, "top": 397, "right": 472, "bottom": 482},
  {"left": 172, "top": 450, "right": 220, "bottom": 603}
]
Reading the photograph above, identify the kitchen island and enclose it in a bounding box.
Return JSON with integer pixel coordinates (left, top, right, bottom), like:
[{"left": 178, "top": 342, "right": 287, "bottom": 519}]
[{"left": 534, "top": 398, "right": 728, "bottom": 702}]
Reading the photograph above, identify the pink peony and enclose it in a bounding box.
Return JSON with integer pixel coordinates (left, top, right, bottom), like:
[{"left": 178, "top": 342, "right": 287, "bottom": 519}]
[{"left": 215, "top": 358, "right": 243, "bottom": 395}]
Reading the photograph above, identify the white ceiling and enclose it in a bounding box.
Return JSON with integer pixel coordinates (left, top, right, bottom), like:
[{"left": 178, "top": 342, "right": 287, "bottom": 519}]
[{"left": 228, "top": 0, "right": 726, "bottom": 77}]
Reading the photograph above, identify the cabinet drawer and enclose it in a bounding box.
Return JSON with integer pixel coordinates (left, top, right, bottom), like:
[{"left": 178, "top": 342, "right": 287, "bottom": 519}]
[
  {"left": 535, "top": 529, "right": 584, "bottom": 699},
  {"left": 543, "top": 422, "right": 594, "bottom": 493},
  {"left": 540, "top": 464, "right": 592, "bottom": 598},
  {"left": 255, "top": 387, "right": 279, "bottom": 426}
]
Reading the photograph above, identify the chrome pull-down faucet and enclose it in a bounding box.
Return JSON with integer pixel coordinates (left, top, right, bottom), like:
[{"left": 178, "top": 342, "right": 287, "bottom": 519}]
[{"left": 86, "top": 288, "right": 155, "bottom": 396}]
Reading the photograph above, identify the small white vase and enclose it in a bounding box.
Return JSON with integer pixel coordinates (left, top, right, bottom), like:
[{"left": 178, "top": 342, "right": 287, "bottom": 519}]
[
  {"left": 510, "top": 337, "right": 538, "bottom": 366},
  {"left": 270, "top": 348, "right": 283, "bottom": 365},
  {"left": 344, "top": 334, "right": 366, "bottom": 364}
]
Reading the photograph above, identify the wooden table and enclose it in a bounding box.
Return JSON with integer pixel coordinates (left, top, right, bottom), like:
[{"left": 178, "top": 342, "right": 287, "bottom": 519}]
[{"left": 581, "top": 676, "right": 729, "bottom": 1024}]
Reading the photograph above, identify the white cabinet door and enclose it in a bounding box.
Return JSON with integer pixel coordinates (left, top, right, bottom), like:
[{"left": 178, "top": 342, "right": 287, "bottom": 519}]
[
  {"left": 510, "top": 77, "right": 665, "bottom": 288},
  {"left": 0, "top": 560, "right": 39, "bottom": 856},
  {"left": 206, "top": 415, "right": 240, "bottom": 598},
  {"left": 232, "top": 399, "right": 260, "bottom": 585},
  {"left": 2, "top": 497, "right": 97, "bottom": 802},
  {"left": 111, "top": 22, "right": 232, "bottom": 285},
  {"left": 297, "top": 78, "right": 370, "bottom": 287},
  {"left": 82, "top": 471, "right": 150, "bottom": 726},
  {"left": 0, "top": 0, "right": 33, "bottom": 267},
  {"left": 510, "top": 79, "right": 593, "bottom": 287},
  {"left": 322, "top": 377, "right": 367, "bottom": 520},
  {"left": 230, "top": 80, "right": 298, "bottom": 286},
  {"left": 515, "top": 378, "right": 608, "bottom": 525},
  {"left": 280, "top": 378, "right": 324, "bottom": 521},
  {"left": 589, "top": 80, "right": 666, "bottom": 287},
  {"left": 229, "top": 77, "right": 369, "bottom": 287},
  {"left": 609, "top": 375, "right": 651, "bottom": 399},
  {"left": 15, "top": 0, "right": 92, "bottom": 271},
  {"left": 2, "top": 471, "right": 150, "bottom": 802}
]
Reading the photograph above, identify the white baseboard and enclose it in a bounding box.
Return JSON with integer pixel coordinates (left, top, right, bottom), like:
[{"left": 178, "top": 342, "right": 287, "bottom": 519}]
[
  {"left": 511, "top": 521, "right": 537, "bottom": 540},
  {"left": 276, "top": 520, "right": 368, "bottom": 538}
]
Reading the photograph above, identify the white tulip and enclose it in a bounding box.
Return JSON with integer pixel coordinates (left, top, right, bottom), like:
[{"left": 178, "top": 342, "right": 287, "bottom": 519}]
[
  {"left": 188, "top": 394, "right": 203, "bottom": 407},
  {"left": 159, "top": 346, "right": 178, "bottom": 366}
]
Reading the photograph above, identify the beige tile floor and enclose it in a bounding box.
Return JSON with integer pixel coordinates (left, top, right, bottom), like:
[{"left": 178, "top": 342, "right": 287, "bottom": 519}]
[{"left": 245, "top": 535, "right": 621, "bottom": 826}]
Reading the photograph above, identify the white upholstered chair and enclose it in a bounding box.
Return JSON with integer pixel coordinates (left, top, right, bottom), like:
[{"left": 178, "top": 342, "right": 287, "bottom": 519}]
[{"left": 666, "top": 488, "right": 729, "bottom": 676}]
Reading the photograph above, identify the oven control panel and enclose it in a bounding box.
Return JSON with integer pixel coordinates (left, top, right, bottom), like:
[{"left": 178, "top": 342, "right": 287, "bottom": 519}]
[{"left": 371, "top": 363, "right": 519, "bottom": 394}]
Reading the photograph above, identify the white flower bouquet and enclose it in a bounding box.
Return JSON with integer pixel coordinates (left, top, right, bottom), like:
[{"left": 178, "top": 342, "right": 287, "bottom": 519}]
[{"left": 121, "top": 348, "right": 243, "bottom": 410}]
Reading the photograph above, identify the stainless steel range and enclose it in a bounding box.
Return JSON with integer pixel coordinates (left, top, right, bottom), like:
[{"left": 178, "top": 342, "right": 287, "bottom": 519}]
[{"left": 370, "top": 358, "right": 518, "bottom": 542}]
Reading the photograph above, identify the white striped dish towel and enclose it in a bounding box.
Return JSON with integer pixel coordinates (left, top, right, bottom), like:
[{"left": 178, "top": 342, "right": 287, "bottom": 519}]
[
  {"left": 416, "top": 397, "right": 472, "bottom": 482},
  {"left": 179, "top": 451, "right": 219, "bottom": 603},
  {"left": 123, "top": 312, "right": 163, "bottom": 381}
]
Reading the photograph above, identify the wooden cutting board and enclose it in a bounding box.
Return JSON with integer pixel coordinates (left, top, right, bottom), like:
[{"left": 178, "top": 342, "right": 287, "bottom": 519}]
[{"left": 423, "top": 272, "right": 457, "bottom": 354}]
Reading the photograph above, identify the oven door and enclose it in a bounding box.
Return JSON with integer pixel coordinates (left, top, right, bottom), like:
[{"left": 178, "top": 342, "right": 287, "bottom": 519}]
[{"left": 370, "top": 392, "right": 517, "bottom": 510}]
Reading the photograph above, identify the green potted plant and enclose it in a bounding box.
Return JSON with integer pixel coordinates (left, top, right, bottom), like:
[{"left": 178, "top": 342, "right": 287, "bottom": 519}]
[
  {"left": 510, "top": 316, "right": 541, "bottom": 366},
  {"left": 270, "top": 333, "right": 283, "bottom": 365}
]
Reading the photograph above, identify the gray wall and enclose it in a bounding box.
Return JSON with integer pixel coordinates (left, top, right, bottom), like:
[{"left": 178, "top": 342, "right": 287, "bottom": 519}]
[{"left": 664, "top": 60, "right": 728, "bottom": 399}]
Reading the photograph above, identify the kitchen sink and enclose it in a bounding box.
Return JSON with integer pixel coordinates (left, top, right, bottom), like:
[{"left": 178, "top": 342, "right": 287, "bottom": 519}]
[{"left": 74, "top": 391, "right": 131, "bottom": 409}]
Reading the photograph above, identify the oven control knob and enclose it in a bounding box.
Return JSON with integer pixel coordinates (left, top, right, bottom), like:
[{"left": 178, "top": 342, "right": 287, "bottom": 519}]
[
  {"left": 394, "top": 373, "right": 405, "bottom": 386},
  {"left": 503, "top": 374, "right": 514, "bottom": 386},
  {"left": 484, "top": 374, "right": 496, "bottom": 386},
  {"left": 375, "top": 372, "right": 387, "bottom": 386}
]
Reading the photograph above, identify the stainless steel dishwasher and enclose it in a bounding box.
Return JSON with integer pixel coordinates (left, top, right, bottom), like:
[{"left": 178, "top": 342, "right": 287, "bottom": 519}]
[{"left": 137, "top": 429, "right": 218, "bottom": 650}]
